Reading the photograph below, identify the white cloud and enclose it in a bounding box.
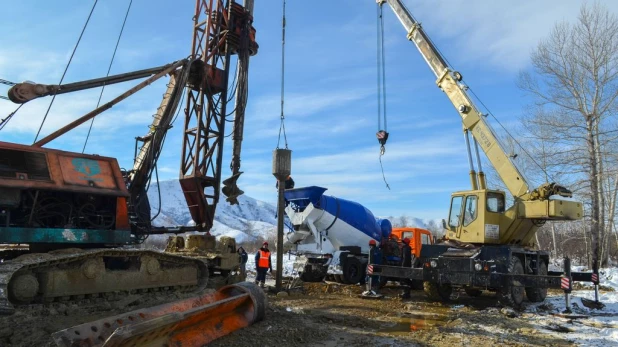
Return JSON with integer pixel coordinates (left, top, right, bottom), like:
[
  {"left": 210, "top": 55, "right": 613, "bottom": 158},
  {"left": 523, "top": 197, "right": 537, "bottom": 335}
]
[
  {"left": 0, "top": 79, "right": 169, "bottom": 141},
  {"left": 291, "top": 137, "right": 463, "bottom": 174},
  {"left": 250, "top": 88, "right": 373, "bottom": 121},
  {"left": 401, "top": 0, "right": 618, "bottom": 71},
  {"left": 235, "top": 131, "right": 470, "bottom": 216},
  {"left": 0, "top": 47, "right": 65, "bottom": 83}
]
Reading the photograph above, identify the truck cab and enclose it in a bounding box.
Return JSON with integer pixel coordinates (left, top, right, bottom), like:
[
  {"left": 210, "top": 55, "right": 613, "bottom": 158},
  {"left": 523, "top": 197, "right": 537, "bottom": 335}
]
[{"left": 390, "top": 227, "right": 434, "bottom": 258}]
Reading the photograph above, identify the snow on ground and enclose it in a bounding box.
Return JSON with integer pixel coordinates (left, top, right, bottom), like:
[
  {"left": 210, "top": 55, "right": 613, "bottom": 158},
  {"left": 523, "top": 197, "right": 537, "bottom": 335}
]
[
  {"left": 245, "top": 252, "right": 297, "bottom": 276},
  {"left": 524, "top": 267, "right": 618, "bottom": 346},
  {"left": 245, "top": 253, "right": 298, "bottom": 286}
]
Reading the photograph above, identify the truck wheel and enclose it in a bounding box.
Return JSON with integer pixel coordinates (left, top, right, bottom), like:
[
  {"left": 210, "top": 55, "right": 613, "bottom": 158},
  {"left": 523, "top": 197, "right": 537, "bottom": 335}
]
[
  {"left": 343, "top": 257, "right": 364, "bottom": 284},
  {"left": 300, "top": 271, "right": 324, "bottom": 282},
  {"left": 525, "top": 260, "right": 548, "bottom": 302},
  {"left": 411, "top": 280, "right": 424, "bottom": 290},
  {"left": 299, "top": 265, "right": 326, "bottom": 282},
  {"left": 497, "top": 256, "right": 525, "bottom": 307},
  {"left": 464, "top": 287, "right": 483, "bottom": 297},
  {"left": 423, "top": 281, "right": 452, "bottom": 301}
]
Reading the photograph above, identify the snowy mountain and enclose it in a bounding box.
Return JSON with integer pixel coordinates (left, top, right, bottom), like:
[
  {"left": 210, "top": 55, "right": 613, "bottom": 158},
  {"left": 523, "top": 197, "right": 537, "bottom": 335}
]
[{"left": 147, "top": 179, "right": 278, "bottom": 243}]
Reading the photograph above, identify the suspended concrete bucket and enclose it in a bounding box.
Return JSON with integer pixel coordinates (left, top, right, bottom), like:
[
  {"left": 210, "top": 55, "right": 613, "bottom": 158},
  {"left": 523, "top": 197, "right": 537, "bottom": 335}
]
[{"left": 272, "top": 148, "right": 291, "bottom": 180}]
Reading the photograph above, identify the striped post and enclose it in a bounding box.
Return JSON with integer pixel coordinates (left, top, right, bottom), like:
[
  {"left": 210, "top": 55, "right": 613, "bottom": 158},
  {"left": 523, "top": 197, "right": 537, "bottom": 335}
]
[
  {"left": 592, "top": 259, "right": 600, "bottom": 303},
  {"left": 366, "top": 246, "right": 374, "bottom": 292},
  {"left": 563, "top": 257, "right": 572, "bottom": 313}
]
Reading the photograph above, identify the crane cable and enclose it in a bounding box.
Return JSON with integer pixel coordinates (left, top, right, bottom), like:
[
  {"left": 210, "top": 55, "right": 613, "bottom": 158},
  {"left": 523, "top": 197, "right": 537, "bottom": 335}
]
[
  {"left": 0, "top": 79, "right": 15, "bottom": 100},
  {"left": 376, "top": 4, "right": 388, "bottom": 149},
  {"left": 0, "top": 104, "right": 23, "bottom": 131},
  {"left": 276, "top": 0, "right": 288, "bottom": 149},
  {"left": 82, "top": 0, "right": 133, "bottom": 153},
  {"left": 466, "top": 86, "right": 556, "bottom": 183},
  {"left": 376, "top": 3, "right": 390, "bottom": 190},
  {"left": 0, "top": 78, "right": 20, "bottom": 130},
  {"left": 33, "top": 0, "right": 99, "bottom": 144},
  {"left": 0, "top": 78, "right": 15, "bottom": 100}
]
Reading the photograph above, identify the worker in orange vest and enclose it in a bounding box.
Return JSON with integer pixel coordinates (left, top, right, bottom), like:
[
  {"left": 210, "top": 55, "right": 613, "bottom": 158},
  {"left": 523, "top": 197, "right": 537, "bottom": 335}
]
[{"left": 254, "top": 241, "right": 272, "bottom": 288}]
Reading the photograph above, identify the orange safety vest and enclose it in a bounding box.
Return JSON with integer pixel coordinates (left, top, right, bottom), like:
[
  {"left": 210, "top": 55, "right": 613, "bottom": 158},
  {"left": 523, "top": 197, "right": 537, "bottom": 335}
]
[{"left": 258, "top": 250, "right": 270, "bottom": 268}]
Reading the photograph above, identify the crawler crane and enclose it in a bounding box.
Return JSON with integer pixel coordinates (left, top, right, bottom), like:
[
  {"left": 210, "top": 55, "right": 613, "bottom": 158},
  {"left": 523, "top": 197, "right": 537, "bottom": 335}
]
[{"left": 0, "top": 0, "right": 257, "bottom": 314}]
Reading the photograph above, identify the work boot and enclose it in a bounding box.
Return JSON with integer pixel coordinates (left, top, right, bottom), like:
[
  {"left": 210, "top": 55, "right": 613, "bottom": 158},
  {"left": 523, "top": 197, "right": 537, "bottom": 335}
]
[
  {"left": 260, "top": 281, "right": 265, "bottom": 288},
  {"left": 254, "top": 280, "right": 259, "bottom": 285}
]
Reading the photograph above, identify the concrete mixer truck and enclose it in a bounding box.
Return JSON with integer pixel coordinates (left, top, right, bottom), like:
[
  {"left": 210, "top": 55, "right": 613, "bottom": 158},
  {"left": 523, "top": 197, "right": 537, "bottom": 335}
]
[{"left": 283, "top": 186, "right": 432, "bottom": 285}]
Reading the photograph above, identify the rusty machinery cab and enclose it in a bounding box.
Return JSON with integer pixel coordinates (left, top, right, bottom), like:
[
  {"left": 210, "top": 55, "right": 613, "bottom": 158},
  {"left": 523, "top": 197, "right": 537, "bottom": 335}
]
[
  {"left": 164, "top": 234, "right": 244, "bottom": 288},
  {"left": 0, "top": 142, "right": 132, "bottom": 248}
]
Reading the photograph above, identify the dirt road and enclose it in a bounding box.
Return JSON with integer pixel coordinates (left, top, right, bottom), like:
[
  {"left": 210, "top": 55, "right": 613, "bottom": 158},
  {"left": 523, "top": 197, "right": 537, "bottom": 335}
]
[{"left": 0, "top": 281, "right": 587, "bottom": 346}]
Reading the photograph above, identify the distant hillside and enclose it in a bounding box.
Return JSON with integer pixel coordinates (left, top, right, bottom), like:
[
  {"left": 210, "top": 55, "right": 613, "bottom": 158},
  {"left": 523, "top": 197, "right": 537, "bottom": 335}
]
[
  {"left": 145, "top": 179, "right": 443, "bottom": 245},
  {"left": 147, "top": 179, "right": 278, "bottom": 243}
]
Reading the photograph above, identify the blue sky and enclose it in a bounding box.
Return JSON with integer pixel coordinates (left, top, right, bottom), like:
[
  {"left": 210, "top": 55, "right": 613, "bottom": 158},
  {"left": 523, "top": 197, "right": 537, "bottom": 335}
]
[{"left": 1, "top": 0, "right": 616, "bottom": 220}]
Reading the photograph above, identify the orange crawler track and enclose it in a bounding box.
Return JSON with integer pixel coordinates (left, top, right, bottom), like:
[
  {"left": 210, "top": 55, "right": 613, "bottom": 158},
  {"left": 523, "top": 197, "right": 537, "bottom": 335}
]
[{"left": 52, "top": 282, "right": 266, "bottom": 347}]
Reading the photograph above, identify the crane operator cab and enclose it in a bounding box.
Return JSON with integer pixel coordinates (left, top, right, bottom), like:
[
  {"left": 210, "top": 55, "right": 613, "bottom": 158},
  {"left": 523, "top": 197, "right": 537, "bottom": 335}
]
[
  {"left": 443, "top": 185, "right": 582, "bottom": 247},
  {"left": 444, "top": 189, "right": 506, "bottom": 245}
]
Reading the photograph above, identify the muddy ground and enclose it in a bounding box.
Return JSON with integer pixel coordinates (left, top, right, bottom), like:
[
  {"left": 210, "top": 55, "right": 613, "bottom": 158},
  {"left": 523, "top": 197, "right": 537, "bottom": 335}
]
[
  {"left": 0, "top": 281, "right": 593, "bottom": 346},
  {"left": 211, "top": 282, "right": 578, "bottom": 347}
]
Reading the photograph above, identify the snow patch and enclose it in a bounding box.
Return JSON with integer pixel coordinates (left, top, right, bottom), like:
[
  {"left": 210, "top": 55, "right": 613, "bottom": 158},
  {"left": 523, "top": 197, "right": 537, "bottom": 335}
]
[{"left": 525, "top": 267, "right": 618, "bottom": 346}]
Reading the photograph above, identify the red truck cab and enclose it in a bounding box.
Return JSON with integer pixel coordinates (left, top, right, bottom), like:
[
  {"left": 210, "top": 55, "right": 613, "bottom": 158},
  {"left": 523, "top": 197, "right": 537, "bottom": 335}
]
[{"left": 390, "top": 227, "right": 434, "bottom": 258}]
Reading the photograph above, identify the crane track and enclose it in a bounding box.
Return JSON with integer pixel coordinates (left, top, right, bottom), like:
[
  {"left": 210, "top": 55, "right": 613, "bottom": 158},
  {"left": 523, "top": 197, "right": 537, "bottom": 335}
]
[{"left": 0, "top": 249, "right": 209, "bottom": 315}]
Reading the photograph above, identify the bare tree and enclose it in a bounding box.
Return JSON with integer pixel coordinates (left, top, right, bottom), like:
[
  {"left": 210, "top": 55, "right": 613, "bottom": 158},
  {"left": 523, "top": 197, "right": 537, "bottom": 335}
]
[
  {"left": 244, "top": 220, "right": 256, "bottom": 238},
  {"left": 519, "top": 2, "right": 618, "bottom": 267},
  {"left": 397, "top": 215, "right": 410, "bottom": 228},
  {"left": 425, "top": 219, "right": 443, "bottom": 238}
]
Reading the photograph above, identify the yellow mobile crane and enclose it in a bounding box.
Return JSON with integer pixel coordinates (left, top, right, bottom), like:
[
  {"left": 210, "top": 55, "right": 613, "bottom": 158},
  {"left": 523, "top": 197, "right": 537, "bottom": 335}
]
[{"left": 369, "top": 0, "right": 596, "bottom": 307}]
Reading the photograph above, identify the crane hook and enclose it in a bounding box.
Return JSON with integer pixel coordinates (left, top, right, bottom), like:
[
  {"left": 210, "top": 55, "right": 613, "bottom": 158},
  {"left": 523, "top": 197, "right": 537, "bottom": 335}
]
[{"left": 376, "top": 130, "right": 389, "bottom": 154}]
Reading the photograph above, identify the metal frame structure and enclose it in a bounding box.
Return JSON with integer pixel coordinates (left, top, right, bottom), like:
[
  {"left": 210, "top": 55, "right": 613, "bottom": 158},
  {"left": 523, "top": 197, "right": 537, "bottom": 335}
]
[{"left": 180, "top": 0, "right": 235, "bottom": 231}]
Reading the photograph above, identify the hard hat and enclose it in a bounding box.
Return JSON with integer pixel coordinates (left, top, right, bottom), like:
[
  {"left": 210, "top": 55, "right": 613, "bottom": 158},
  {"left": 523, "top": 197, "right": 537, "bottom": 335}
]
[
  {"left": 403, "top": 238, "right": 410, "bottom": 244},
  {"left": 369, "top": 239, "right": 377, "bottom": 246},
  {"left": 263, "top": 241, "right": 268, "bottom": 246}
]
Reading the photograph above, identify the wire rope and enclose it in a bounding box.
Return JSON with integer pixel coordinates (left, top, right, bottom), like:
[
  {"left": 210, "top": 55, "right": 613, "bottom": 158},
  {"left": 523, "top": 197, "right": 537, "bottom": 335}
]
[
  {"left": 82, "top": 0, "right": 133, "bottom": 153},
  {"left": 33, "top": 0, "right": 99, "bottom": 144},
  {"left": 276, "top": 0, "right": 288, "bottom": 149}
]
